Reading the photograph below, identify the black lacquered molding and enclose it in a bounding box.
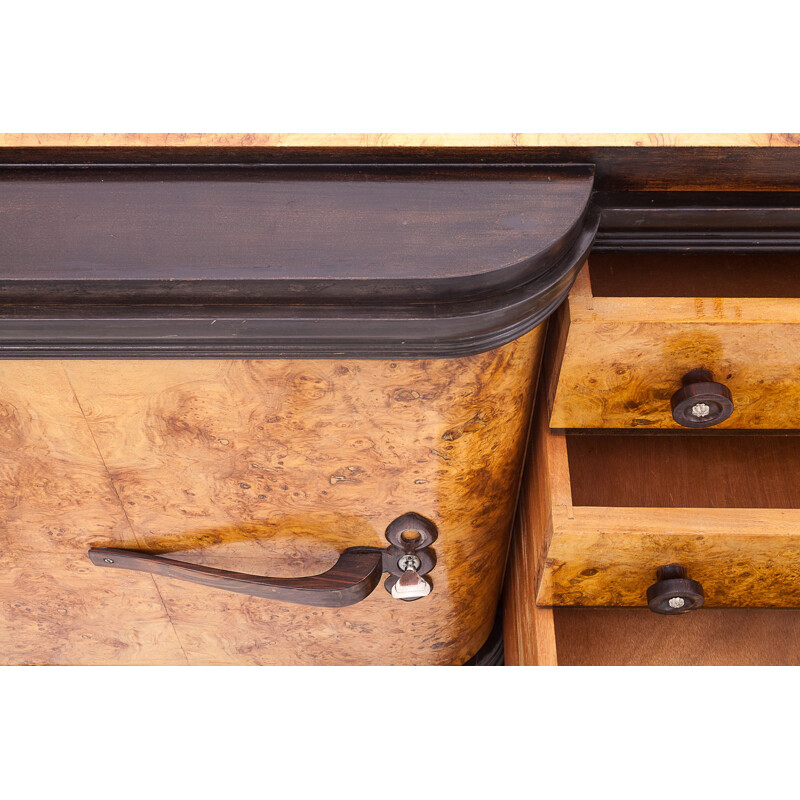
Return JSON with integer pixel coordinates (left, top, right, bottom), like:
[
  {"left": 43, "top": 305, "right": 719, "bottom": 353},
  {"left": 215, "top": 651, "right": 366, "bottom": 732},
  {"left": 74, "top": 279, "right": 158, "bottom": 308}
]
[
  {"left": 595, "top": 192, "right": 800, "bottom": 252},
  {"left": 0, "top": 163, "right": 597, "bottom": 358}
]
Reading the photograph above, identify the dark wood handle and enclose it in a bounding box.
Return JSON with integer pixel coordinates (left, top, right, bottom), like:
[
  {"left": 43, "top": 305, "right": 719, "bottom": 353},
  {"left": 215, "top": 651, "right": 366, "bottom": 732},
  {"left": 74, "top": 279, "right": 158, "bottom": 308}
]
[
  {"left": 646, "top": 564, "right": 705, "bottom": 615},
  {"left": 671, "top": 368, "right": 734, "bottom": 428},
  {"left": 88, "top": 546, "right": 384, "bottom": 608}
]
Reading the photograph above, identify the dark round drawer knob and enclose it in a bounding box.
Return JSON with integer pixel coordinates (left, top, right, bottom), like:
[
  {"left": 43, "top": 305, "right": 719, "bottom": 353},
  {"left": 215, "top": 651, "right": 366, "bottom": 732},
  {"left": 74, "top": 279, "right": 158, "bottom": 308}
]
[
  {"left": 671, "top": 368, "right": 733, "bottom": 428},
  {"left": 646, "top": 564, "right": 705, "bottom": 614}
]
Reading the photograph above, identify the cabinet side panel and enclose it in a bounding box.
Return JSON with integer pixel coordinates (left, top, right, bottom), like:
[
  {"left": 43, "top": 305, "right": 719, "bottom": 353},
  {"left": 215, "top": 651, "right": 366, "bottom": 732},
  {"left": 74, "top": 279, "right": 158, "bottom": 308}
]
[{"left": 503, "top": 362, "right": 558, "bottom": 666}]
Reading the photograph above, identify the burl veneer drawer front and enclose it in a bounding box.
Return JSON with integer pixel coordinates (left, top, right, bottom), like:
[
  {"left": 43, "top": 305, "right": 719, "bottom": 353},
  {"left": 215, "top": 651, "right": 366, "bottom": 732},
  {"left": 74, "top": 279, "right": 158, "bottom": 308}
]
[
  {"left": 549, "top": 254, "right": 800, "bottom": 430},
  {"left": 530, "top": 390, "right": 800, "bottom": 609},
  {"left": 0, "top": 163, "right": 598, "bottom": 665}
]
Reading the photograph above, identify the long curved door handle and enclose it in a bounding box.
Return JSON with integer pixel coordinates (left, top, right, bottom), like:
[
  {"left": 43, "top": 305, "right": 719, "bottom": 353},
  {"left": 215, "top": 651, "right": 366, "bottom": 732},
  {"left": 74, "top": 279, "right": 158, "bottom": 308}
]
[
  {"left": 88, "top": 546, "right": 384, "bottom": 608},
  {"left": 88, "top": 511, "right": 438, "bottom": 608}
]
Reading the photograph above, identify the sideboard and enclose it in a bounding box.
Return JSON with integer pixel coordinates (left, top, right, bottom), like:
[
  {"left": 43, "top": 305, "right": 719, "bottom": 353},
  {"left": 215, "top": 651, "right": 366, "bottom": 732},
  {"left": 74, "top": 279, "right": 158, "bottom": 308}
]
[{"left": 2, "top": 134, "right": 799, "bottom": 665}]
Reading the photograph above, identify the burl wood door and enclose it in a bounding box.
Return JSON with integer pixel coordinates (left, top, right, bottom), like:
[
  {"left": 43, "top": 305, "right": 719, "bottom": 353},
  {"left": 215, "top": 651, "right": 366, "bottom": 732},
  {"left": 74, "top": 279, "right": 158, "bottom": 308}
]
[{"left": 0, "top": 326, "right": 544, "bottom": 665}]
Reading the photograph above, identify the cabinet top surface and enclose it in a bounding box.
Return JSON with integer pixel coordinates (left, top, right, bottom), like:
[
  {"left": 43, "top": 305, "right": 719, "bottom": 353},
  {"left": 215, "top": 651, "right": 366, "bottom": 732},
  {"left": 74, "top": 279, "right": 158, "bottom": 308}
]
[{"left": 1, "top": 133, "right": 799, "bottom": 148}]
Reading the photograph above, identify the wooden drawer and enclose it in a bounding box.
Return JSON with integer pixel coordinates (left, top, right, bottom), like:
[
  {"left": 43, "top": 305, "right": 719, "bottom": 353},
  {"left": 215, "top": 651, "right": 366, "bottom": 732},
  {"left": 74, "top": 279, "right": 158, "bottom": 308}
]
[
  {"left": 517, "top": 381, "right": 800, "bottom": 612},
  {"left": 549, "top": 254, "right": 800, "bottom": 429}
]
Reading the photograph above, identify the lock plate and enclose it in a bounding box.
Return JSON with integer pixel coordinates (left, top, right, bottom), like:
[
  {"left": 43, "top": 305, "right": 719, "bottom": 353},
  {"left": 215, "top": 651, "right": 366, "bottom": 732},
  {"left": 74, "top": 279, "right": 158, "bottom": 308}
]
[{"left": 381, "top": 512, "right": 438, "bottom": 602}]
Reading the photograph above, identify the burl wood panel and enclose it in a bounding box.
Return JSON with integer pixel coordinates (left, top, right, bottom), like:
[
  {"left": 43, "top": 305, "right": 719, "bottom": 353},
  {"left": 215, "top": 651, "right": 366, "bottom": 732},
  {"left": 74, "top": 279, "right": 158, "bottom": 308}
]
[
  {"left": 549, "top": 262, "right": 800, "bottom": 429},
  {"left": 0, "top": 328, "right": 544, "bottom": 665},
  {"left": 540, "top": 506, "right": 800, "bottom": 608},
  {"left": 555, "top": 608, "right": 800, "bottom": 666},
  {"left": 0, "top": 551, "right": 187, "bottom": 665},
  {"left": 3, "top": 134, "right": 798, "bottom": 148},
  {"left": 0, "top": 363, "right": 186, "bottom": 663},
  {"left": 0, "top": 362, "right": 139, "bottom": 554}
]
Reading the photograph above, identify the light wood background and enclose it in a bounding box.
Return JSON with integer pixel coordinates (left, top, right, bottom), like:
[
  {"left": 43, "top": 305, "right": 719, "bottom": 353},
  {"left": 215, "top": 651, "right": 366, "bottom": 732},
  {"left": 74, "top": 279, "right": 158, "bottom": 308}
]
[{"left": 1, "top": 133, "right": 798, "bottom": 148}]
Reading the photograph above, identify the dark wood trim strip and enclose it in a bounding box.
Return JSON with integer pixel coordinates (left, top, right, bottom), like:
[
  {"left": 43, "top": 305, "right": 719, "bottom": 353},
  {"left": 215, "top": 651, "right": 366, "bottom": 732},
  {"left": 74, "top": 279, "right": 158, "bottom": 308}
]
[
  {"left": 11, "top": 176, "right": 800, "bottom": 357},
  {"left": 595, "top": 192, "right": 800, "bottom": 252},
  {"left": 0, "top": 164, "right": 598, "bottom": 358},
  {"left": 3, "top": 146, "right": 800, "bottom": 191},
  {"left": 0, "top": 259, "right": 589, "bottom": 360}
]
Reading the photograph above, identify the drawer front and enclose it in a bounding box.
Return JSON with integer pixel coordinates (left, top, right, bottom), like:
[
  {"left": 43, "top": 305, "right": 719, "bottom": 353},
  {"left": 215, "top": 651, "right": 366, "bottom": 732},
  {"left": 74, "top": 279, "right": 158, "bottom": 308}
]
[
  {"left": 539, "top": 507, "right": 800, "bottom": 608},
  {"left": 548, "top": 260, "right": 800, "bottom": 430},
  {"left": 0, "top": 326, "right": 544, "bottom": 665},
  {"left": 551, "top": 297, "right": 800, "bottom": 429}
]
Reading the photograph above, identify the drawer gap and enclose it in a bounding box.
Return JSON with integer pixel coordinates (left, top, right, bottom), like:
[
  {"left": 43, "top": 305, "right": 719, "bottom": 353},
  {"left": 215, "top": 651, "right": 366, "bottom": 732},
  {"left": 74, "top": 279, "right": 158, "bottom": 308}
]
[
  {"left": 566, "top": 432, "right": 800, "bottom": 508},
  {"left": 589, "top": 252, "right": 800, "bottom": 298}
]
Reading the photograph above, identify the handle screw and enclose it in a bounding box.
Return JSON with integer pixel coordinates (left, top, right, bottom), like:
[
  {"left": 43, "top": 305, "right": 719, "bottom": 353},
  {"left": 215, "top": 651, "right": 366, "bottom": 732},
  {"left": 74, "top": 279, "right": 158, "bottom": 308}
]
[
  {"left": 103, "top": 558, "right": 114, "bottom": 563},
  {"left": 398, "top": 554, "right": 421, "bottom": 572}
]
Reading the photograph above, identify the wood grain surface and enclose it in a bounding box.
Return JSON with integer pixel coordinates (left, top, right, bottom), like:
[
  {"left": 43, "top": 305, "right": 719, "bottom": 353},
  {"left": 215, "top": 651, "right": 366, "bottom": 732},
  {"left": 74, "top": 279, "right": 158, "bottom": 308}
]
[
  {"left": 502, "top": 376, "right": 568, "bottom": 665},
  {"left": 2, "top": 134, "right": 798, "bottom": 148},
  {"left": 0, "top": 164, "right": 594, "bottom": 360},
  {"left": 0, "top": 362, "right": 133, "bottom": 555},
  {"left": 550, "top": 259, "right": 800, "bottom": 429},
  {"left": 0, "top": 551, "right": 187, "bottom": 665},
  {"left": 539, "top": 505, "right": 800, "bottom": 607},
  {"left": 0, "top": 326, "right": 544, "bottom": 665},
  {"left": 0, "top": 167, "right": 592, "bottom": 289},
  {"left": 518, "top": 313, "right": 800, "bottom": 612},
  {"left": 554, "top": 608, "right": 800, "bottom": 666},
  {"left": 505, "top": 375, "right": 800, "bottom": 661}
]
